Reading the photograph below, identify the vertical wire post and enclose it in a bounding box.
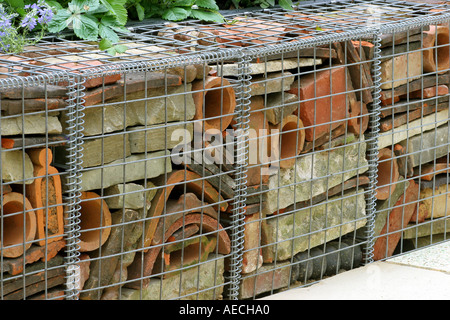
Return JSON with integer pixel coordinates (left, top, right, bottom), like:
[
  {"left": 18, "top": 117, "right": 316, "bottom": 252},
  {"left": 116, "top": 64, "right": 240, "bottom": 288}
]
[
  {"left": 226, "top": 52, "right": 252, "bottom": 299},
  {"left": 363, "top": 32, "right": 382, "bottom": 265},
  {"left": 63, "top": 74, "right": 85, "bottom": 299}
]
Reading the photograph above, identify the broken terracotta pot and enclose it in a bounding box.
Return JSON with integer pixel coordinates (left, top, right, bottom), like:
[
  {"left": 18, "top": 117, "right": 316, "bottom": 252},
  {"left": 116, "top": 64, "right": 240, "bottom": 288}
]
[
  {"left": 126, "top": 193, "right": 230, "bottom": 288},
  {"left": 423, "top": 25, "right": 450, "bottom": 74},
  {"left": 347, "top": 100, "right": 369, "bottom": 135},
  {"left": 373, "top": 180, "right": 419, "bottom": 260},
  {"left": 247, "top": 96, "right": 270, "bottom": 186},
  {"left": 192, "top": 76, "right": 236, "bottom": 132},
  {"left": 78, "top": 192, "right": 112, "bottom": 252},
  {"left": 376, "top": 148, "right": 399, "bottom": 200},
  {"left": 25, "top": 148, "right": 64, "bottom": 246},
  {"left": 140, "top": 170, "right": 227, "bottom": 250},
  {"left": 0, "top": 192, "right": 37, "bottom": 258},
  {"left": 269, "top": 114, "right": 305, "bottom": 169}
]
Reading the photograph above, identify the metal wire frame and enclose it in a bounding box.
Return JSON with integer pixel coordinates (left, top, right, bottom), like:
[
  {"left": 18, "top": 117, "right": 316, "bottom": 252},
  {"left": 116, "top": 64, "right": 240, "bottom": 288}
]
[
  {"left": 0, "top": 0, "right": 449, "bottom": 301},
  {"left": 372, "top": 19, "right": 450, "bottom": 262},
  {"left": 0, "top": 65, "right": 83, "bottom": 300}
]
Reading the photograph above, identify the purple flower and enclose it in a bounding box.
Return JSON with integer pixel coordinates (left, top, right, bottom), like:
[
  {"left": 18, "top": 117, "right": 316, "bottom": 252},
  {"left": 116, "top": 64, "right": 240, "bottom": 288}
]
[
  {"left": 38, "top": 8, "right": 53, "bottom": 24},
  {"left": 21, "top": 14, "right": 38, "bottom": 31}
]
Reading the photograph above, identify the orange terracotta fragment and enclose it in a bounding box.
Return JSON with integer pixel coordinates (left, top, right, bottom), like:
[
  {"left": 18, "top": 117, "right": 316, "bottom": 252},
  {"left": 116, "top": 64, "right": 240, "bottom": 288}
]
[
  {"left": 403, "top": 84, "right": 449, "bottom": 99},
  {"left": 0, "top": 192, "right": 37, "bottom": 258},
  {"left": 192, "top": 76, "right": 236, "bottom": 132},
  {"left": 423, "top": 25, "right": 450, "bottom": 74},
  {"left": 247, "top": 96, "right": 269, "bottom": 186},
  {"left": 347, "top": 100, "right": 369, "bottom": 135},
  {"left": 141, "top": 170, "right": 227, "bottom": 250},
  {"left": 373, "top": 180, "right": 419, "bottom": 260},
  {"left": 376, "top": 148, "right": 399, "bottom": 200},
  {"left": 127, "top": 194, "right": 230, "bottom": 288},
  {"left": 78, "top": 192, "right": 112, "bottom": 252},
  {"left": 269, "top": 114, "right": 305, "bottom": 169},
  {"left": 25, "top": 148, "right": 64, "bottom": 246},
  {"left": 290, "top": 66, "right": 349, "bottom": 142}
]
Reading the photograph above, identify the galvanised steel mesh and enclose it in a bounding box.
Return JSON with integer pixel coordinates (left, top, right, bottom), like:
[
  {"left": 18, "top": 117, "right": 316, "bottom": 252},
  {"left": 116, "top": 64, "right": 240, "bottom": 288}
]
[{"left": 0, "top": 0, "right": 449, "bottom": 300}]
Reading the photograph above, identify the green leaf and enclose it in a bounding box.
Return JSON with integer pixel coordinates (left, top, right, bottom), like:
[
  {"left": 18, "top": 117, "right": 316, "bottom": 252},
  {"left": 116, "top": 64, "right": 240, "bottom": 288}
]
[
  {"left": 114, "top": 44, "right": 127, "bottom": 54},
  {"left": 195, "top": 0, "right": 218, "bottom": 10},
  {"left": 99, "top": 23, "right": 120, "bottom": 43},
  {"left": 135, "top": 3, "right": 145, "bottom": 21},
  {"left": 100, "top": 0, "right": 128, "bottom": 25},
  {"left": 73, "top": 14, "right": 99, "bottom": 41},
  {"left": 6, "top": 0, "right": 25, "bottom": 9},
  {"left": 44, "top": 0, "right": 63, "bottom": 10},
  {"left": 72, "top": 0, "right": 100, "bottom": 12},
  {"left": 162, "top": 7, "right": 189, "bottom": 21},
  {"left": 99, "top": 38, "right": 112, "bottom": 50},
  {"left": 190, "top": 9, "right": 224, "bottom": 23},
  {"left": 47, "top": 9, "right": 72, "bottom": 33},
  {"left": 279, "top": 0, "right": 293, "bottom": 10}
]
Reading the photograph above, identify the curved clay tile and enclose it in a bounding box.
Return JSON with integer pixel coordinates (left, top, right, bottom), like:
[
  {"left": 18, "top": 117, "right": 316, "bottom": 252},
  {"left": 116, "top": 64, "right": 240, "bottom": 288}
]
[
  {"left": 78, "top": 192, "right": 112, "bottom": 252},
  {"left": 192, "top": 76, "right": 236, "bottom": 132},
  {"left": 0, "top": 192, "right": 36, "bottom": 258},
  {"left": 142, "top": 170, "right": 227, "bottom": 249},
  {"left": 127, "top": 193, "right": 230, "bottom": 289}
]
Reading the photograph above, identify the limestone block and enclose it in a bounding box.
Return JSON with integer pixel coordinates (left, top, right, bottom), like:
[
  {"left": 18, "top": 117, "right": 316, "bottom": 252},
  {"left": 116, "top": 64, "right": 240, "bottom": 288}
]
[
  {"left": 120, "top": 254, "right": 225, "bottom": 300},
  {"left": 262, "top": 189, "right": 367, "bottom": 262},
  {"left": 1, "top": 115, "right": 62, "bottom": 136},
  {"left": 378, "top": 108, "right": 450, "bottom": 150},
  {"left": 250, "top": 72, "right": 295, "bottom": 96},
  {"left": 399, "top": 124, "right": 450, "bottom": 169},
  {"left": 128, "top": 122, "right": 193, "bottom": 154},
  {"left": 79, "top": 151, "right": 172, "bottom": 191},
  {"left": 1, "top": 150, "right": 34, "bottom": 184},
  {"left": 78, "top": 84, "right": 195, "bottom": 137},
  {"left": 263, "top": 137, "right": 368, "bottom": 215},
  {"left": 264, "top": 92, "right": 299, "bottom": 125},
  {"left": 213, "top": 58, "right": 322, "bottom": 76},
  {"left": 419, "top": 184, "right": 450, "bottom": 220},
  {"left": 380, "top": 51, "right": 422, "bottom": 89},
  {"left": 104, "top": 183, "right": 153, "bottom": 210}
]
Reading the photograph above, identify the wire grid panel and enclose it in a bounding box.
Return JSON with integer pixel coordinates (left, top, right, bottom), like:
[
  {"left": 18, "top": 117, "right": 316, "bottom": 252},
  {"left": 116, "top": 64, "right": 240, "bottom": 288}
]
[
  {"left": 54, "top": 45, "right": 245, "bottom": 300},
  {"left": 233, "top": 38, "right": 379, "bottom": 298},
  {"left": 375, "top": 20, "right": 450, "bottom": 261},
  {"left": 0, "top": 49, "right": 83, "bottom": 300}
]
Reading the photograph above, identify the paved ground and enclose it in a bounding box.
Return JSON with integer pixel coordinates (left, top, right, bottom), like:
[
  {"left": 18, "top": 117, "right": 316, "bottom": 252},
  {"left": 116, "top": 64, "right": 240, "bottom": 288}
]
[{"left": 260, "top": 241, "right": 450, "bottom": 300}]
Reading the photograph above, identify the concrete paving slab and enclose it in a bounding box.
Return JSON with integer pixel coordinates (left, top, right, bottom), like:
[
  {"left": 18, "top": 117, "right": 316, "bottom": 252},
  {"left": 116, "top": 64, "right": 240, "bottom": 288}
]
[{"left": 260, "top": 242, "right": 450, "bottom": 300}]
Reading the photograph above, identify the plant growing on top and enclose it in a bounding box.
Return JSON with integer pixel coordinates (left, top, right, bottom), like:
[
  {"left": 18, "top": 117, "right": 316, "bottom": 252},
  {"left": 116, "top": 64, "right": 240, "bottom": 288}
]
[
  {"left": 0, "top": 0, "right": 54, "bottom": 53},
  {"left": 47, "top": 0, "right": 130, "bottom": 55}
]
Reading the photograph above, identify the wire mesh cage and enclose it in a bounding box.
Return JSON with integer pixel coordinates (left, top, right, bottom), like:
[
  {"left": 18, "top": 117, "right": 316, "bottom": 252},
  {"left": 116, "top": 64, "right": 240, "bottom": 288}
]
[
  {"left": 0, "top": 0, "right": 449, "bottom": 301},
  {"left": 374, "top": 20, "right": 450, "bottom": 260}
]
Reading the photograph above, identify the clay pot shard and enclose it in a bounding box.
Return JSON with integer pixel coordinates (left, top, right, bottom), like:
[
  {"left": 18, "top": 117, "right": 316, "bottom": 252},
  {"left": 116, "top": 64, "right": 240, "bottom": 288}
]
[
  {"left": 269, "top": 114, "right": 306, "bottom": 169},
  {"left": 25, "top": 148, "right": 64, "bottom": 246},
  {"left": 423, "top": 25, "right": 450, "bottom": 74},
  {"left": 78, "top": 192, "right": 112, "bottom": 252},
  {"left": 192, "top": 76, "right": 236, "bottom": 132},
  {"left": 0, "top": 192, "right": 37, "bottom": 258},
  {"left": 347, "top": 100, "right": 369, "bottom": 135},
  {"left": 376, "top": 148, "right": 399, "bottom": 200}
]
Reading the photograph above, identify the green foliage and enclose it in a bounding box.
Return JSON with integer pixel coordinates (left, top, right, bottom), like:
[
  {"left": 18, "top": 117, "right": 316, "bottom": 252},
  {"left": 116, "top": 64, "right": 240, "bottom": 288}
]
[
  {"left": 220, "top": 0, "right": 294, "bottom": 10},
  {"left": 8, "top": 0, "right": 296, "bottom": 54},
  {"left": 126, "top": 0, "right": 224, "bottom": 23}
]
